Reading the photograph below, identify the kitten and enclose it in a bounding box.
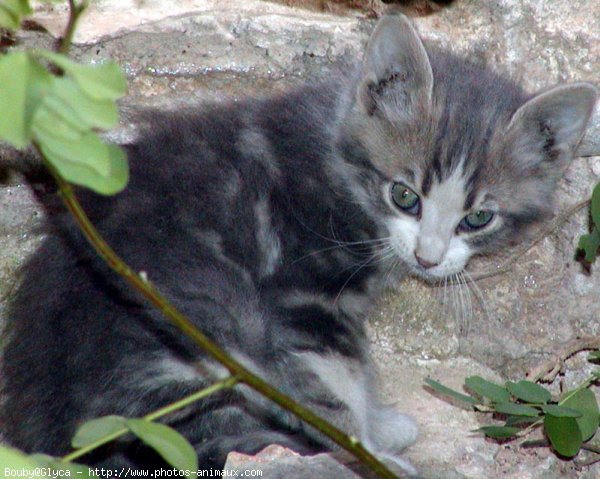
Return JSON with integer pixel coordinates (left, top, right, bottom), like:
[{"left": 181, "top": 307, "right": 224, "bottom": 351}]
[{"left": 1, "top": 13, "right": 596, "bottom": 475}]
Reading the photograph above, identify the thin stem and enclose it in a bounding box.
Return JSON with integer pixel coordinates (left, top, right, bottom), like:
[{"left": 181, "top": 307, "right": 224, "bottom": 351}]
[
  {"left": 64, "top": 428, "right": 128, "bottom": 465},
  {"left": 526, "top": 337, "right": 600, "bottom": 382},
  {"left": 62, "top": 376, "right": 238, "bottom": 464},
  {"left": 575, "top": 455, "right": 600, "bottom": 468},
  {"left": 515, "top": 419, "right": 544, "bottom": 444},
  {"left": 38, "top": 153, "right": 398, "bottom": 478},
  {"left": 58, "top": 0, "right": 89, "bottom": 55},
  {"left": 145, "top": 376, "right": 239, "bottom": 422},
  {"left": 581, "top": 443, "right": 600, "bottom": 454},
  {"left": 558, "top": 374, "right": 600, "bottom": 405}
]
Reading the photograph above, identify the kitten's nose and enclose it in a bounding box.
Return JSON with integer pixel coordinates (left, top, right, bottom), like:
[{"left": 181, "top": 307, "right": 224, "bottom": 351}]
[{"left": 414, "top": 253, "right": 439, "bottom": 269}]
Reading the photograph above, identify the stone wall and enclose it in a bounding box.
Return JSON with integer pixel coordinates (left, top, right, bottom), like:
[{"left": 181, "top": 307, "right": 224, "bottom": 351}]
[{"left": 1, "top": 1, "right": 599, "bottom": 477}]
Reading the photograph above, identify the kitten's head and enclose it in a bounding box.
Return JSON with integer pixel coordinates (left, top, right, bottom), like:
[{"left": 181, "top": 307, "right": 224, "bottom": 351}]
[{"left": 334, "top": 13, "right": 597, "bottom": 282}]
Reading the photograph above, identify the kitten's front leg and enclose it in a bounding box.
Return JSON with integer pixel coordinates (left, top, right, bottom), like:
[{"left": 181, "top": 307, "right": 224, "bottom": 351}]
[
  {"left": 364, "top": 403, "right": 419, "bottom": 475},
  {"left": 288, "top": 351, "right": 418, "bottom": 474}
]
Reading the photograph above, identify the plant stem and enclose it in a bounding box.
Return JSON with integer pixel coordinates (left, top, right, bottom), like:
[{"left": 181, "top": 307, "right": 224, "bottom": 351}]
[
  {"left": 58, "top": 0, "right": 88, "bottom": 55},
  {"left": 62, "top": 376, "right": 238, "bottom": 464},
  {"left": 38, "top": 154, "right": 399, "bottom": 478},
  {"left": 582, "top": 443, "right": 600, "bottom": 454},
  {"left": 145, "top": 376, "right": 239, "bottom": 422},
  {"left": 515, "top": 419, "right": 543, "bottom": 444},
  {"left": 526, "top": 337, "right": 600, "bottom": 382},
  {"left": 558, "top": 374, "right": 600, "bottom": 405}
]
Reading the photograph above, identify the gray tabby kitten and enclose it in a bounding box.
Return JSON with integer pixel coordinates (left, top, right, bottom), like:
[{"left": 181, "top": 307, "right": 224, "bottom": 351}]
[{"left": 1, "top": 13, "right": 597, "bottom": 475}]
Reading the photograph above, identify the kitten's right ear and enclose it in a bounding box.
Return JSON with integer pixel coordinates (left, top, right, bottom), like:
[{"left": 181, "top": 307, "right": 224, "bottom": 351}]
[
  {"left": 506, "top": 83, "right": 598, "bottom": 169},
  {"left": 357, "top": 14, "right": 433, "bottom": 117}
]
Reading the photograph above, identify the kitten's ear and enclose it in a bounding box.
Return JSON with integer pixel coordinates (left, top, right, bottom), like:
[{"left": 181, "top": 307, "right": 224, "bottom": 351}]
[
  {"left": 507, "top": 83, "right": 597, "bottom": 168},
  {"left": 358, "top": 14, "right": 433, "bottom": 116}
]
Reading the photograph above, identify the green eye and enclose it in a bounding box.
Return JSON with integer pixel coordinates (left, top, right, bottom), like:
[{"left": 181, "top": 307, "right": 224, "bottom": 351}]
[
  {"left": 391, "top": 183, "right": 420, "bottom": 214},
  {"left": 462, "top": 210, "right": 494, "bottom": 230}
]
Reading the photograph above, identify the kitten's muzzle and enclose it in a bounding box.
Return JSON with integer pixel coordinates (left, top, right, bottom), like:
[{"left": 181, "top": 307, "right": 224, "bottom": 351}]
[{"left": 414, "top": 252, "right": 439, "bottom": 269}]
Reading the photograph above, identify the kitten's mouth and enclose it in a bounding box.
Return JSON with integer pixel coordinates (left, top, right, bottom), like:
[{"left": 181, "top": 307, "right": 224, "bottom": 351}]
[
  {"left": 412, "top": 267, "right": 442, "bottom": 282},
  {"left": 408, "top": 261, "right": 462, "bottom": 283}
]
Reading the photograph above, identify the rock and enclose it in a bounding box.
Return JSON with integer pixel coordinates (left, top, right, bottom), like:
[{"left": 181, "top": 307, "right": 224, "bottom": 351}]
[
  {"left": 0, "top": 184, "right": 45, "bottom": 329},
  {"left": 224, "top": 445, "right": 368, "bottom": 479}
]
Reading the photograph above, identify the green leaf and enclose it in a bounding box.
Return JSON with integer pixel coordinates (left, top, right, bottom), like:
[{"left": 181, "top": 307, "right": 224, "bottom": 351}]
[
  {"left": 0, "top": 8, "right": 17, "bottom": 30},
  {"left": 505, "top": 380, "right": 551, "bottom": 404},
  {"left": 578, "top": 228, "right": 600, "bottom": 263},
  {"left": 37, "top": 50, "right": 127, "bottom": 100},
  {"left": 72, "top": 415, "right": 126, "bottom": 448},
  {"left": 0, "top": 0, "right": 31, "bottom": 17},
  {"left": 477, "top": 426, "right": 520, "bottom": 439},
  {"left": 424, "top": 378, "right": 478, "bottom": 405},
  {"left": 544, "top": 415, "right": 583, "bottom": 457},
  {"left": 37, "top": 135, "right": 128, "bottom": 195},
  {"left": 0, "top": 0, "right": 32, "bottom": 30},
  {"left": 0, "top": 51, "right": 52, "bottom": 148},
  {"left": 541, "top": 404, "right": 583, "bottom": 418},
  {"left": 591, "top": 183, "right": 600, "bottom": 228},
  {"left": 52, "top": 462, "right": 97, "bottom": 479},
  {"left": 494, "top": 402, "right": 540, "bottom": 417},
  {"left": 37, "top": 129, "right": 113, "bottom": 177},
  {"left": 31, "top": 455, "right": 98, "bottom": 479},
  {"left": 32, "top": 102, "right": 85, "bottom": 142},
  {"left": 588, "top": 351, "right": 600, "bottom": 362},
  {"left": 29, "top": 453, "right": 53, "bottom": 465},
  {"left": 561, "top": 388, "right": 600, "bottom": 442},
  {"left": 126, "top": 419, "right": 198, "bottom": 474},
  {"left": 0, "top": 445, "right": 40, "bottom": 469},
  {"left": 464, "top": 376, "right": 511, "bottom": 403},
  {"left": 42, "top": 76, "right": 120, "bottom": 130}
]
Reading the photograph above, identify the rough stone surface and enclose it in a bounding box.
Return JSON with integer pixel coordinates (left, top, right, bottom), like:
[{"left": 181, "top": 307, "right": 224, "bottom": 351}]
[
  {"left": 1, "top": 0, "right": 599, "bottom": 478},
  {"left": 224, "top": 445, "right": 372, "bottom": 479}
]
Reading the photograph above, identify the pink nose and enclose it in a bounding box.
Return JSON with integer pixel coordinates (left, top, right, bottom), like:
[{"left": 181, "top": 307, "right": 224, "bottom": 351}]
[{"left": 415, "top": 253, "right": 439, "bottom": 269}]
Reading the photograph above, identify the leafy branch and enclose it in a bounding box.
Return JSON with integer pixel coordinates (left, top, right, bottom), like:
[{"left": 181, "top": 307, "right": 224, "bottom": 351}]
[
  {"left": 426, "top": 356, "right": 600, "bottom": 459},
  {"left": 0, "top": 2, "right": 401, "bottom": 478},
  {"left": 58, "top": 377, "right": 241, "bottom": 473}
]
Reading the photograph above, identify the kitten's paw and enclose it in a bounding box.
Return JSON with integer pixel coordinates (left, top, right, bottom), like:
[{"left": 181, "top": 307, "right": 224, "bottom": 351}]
[
  {"left": 368, "top": 406, "right": 418, "bottom": 453},
  {"left": 361, "top": 406, "right": 418, "bottom": 476},
  {"left": 381, "top": 454, "right": 418, "bottom": 477}
]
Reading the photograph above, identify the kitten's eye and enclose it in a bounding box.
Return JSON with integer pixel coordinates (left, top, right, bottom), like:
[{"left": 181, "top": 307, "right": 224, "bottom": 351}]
[
  {"left": 460, "top": 210, "right": 494, "bottom": 231},
  {"left": 391, "top": 183, "right": 420, "bottom": 215}
]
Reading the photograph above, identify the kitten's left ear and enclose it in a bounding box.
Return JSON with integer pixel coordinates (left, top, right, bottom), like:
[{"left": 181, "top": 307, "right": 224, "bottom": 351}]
[
  {"left": 358, "top": 14, "right": 434, "bottom": 117},
  {"left": 507, "top": 83, "right": 598, "bottom": 167}
]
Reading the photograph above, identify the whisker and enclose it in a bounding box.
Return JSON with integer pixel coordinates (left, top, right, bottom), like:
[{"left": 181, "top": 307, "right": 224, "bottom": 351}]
[
  {"left": 383, "top": 256, "right": 402, "bottom": 291},
  {"left": 333, "top": 254, "right": 378, "bottom": 305},
  {"left": 295, "top": 212, "right": 389, "bottom": 248},
  {"left": 291, "top": 237, "right": 392, "bottom": 265},
  {"left": 463, "top": 269, "right": 491, "bottom": 324},
  {"left": 441, "top": 275, "right": 448, "bottom": 319},
  {"left": 454, "top": 272, "right": 466, "bottom": 333},
  {"left": 460, "top": 271, "right": 473, "bottom": 335},
  {"left": 333, "top": 243, "right": 395, "bottom": 278},
  {"left": 448, "top": 273, "right": 458, "bottom": 327},
  {"left": 332, "top": 240, "right": 398, "bottom": 303},
  {"left": 456, "top": 273, "right": 464, "bottom": 326}
]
